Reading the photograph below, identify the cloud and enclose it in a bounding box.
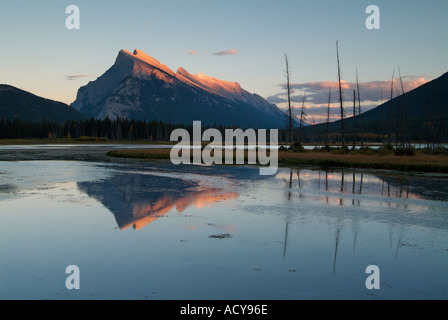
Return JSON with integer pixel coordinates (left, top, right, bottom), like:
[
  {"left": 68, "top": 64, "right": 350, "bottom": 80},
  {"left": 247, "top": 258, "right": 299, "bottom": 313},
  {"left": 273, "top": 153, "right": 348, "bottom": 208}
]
[
  {"left": 186, "top": 50, "right": 199, "bottom": 55},
  {"left": 213, "top": 49, "right": 239, "bottom": 56},
  {"left": 278, "top": 102, "right": 380, "bottom": 124},
  {"left": 274, "top": 76, "right": 430, "bottom": 105},
  {"left": 266, "top": 94, "right": 287, "bottom": 104},
  {"left": 270, "top": 75, "right": 430, "bottom": 124},
  {"left": 66, "top": 74, "right": 94, "bottom": 81}
]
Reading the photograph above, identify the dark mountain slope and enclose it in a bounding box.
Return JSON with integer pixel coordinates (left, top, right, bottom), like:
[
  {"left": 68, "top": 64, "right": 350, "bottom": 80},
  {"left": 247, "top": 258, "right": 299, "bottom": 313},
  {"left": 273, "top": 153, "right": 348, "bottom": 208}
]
[{"left": 0, "top": 85, "right": 86, "bottom": 122}]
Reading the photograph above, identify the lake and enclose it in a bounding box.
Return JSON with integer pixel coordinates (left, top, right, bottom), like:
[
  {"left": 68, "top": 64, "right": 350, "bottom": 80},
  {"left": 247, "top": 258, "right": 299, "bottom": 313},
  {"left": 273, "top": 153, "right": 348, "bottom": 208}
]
[{"left": 0, "top": 159, "right": 447, "bottom": 300}]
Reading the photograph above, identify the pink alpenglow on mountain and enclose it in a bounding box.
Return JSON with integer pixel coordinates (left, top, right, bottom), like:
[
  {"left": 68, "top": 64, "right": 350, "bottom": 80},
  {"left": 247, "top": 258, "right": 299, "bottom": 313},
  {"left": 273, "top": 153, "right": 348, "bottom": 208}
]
[{"left": 71, "top": 49, "right": 286, "bottom": 128}]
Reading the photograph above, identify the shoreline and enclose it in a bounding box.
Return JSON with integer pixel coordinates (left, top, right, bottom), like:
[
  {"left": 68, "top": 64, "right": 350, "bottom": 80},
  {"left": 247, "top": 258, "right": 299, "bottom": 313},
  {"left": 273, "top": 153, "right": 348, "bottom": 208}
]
[
  {"left": 107, "top": 148, "right": 448, "bottom": 174},
  {"left": 1, "top": 143, "right": 447, "bottom": 174}
]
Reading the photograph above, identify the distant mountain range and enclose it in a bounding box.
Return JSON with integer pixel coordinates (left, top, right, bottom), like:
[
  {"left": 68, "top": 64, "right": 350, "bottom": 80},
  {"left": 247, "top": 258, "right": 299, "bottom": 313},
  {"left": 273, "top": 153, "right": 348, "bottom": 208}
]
[
  {"left": 0, "top": 85, "right": 86, "bottom": 122},
  {"left": 71, "top": 49, "right": 286, "bottom": 128},
  {"left": 1, "top": 49, "right": 446, "bottom": 139}
]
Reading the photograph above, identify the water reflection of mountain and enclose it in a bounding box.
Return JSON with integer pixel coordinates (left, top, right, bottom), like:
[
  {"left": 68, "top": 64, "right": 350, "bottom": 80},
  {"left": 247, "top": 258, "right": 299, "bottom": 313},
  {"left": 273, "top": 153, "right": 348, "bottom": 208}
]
[
  {"left": 77, "top": 167, "right": 238, "bottom": 230},
  {"left": 78, "top": 162, "right": 447, "bottom": 233}
]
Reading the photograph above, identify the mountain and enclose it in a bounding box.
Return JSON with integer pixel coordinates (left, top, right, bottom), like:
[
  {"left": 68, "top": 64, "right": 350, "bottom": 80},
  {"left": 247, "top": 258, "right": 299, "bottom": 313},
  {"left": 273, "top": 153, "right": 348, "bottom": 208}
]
[
  {"left": 76, "top": 163, "right": 253, "bottom": 231},
  {"left": 71, "top": 49, "right": 286, "bottom": 128},
  {"left": 305, "top": 71, "right": 448, "bottom": 138},
  {"left": 356, "top": 72, "right": 448, "bottom": 131},
  {"left": 0, "top": 84, "right": 86, "bottom": 122},
  {"left": 77, "top": 169, "right": 238, "bottom": 231}
]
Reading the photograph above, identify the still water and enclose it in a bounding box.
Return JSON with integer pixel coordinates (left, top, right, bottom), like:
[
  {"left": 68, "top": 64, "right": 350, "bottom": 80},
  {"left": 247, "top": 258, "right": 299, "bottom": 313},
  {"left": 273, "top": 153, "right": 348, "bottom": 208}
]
[{"left": 0, "top": 161, "right": 447, "bottom": 300}]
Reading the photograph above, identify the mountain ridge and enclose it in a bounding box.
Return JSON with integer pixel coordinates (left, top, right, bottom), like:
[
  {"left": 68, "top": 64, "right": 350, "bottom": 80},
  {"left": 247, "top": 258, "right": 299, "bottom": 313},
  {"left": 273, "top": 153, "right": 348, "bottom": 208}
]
[
  {"left": 71, "top": 49, "right": 286, "bottom": 128},
  {"left": 304, "top": 71, "right": 448, "bottom": 141},
  {"left": 0, "top": 84, "right": 86, "bottom": 123}
]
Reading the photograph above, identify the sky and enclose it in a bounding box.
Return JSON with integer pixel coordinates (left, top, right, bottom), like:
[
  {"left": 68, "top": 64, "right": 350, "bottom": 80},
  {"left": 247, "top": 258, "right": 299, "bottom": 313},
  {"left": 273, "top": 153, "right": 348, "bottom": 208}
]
[{"left": 1, "top": 0, "right": 447, "bottom": 123}]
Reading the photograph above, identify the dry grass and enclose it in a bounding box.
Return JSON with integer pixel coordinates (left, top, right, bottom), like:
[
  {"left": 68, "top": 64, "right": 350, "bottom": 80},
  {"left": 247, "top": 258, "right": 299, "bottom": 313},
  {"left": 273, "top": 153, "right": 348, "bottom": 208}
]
[
  {"left": 277, "top": 151, "right": 448, "bottom": 173},
  {"left": 107, "top": 148, "right": 448, "bottom": 173}
]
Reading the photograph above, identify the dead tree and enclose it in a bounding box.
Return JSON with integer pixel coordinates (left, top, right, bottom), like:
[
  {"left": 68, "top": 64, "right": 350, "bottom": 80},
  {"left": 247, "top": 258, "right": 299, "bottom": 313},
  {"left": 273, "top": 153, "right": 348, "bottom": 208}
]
[
  {"left": 336, "top": 41, "right": 345, "bottom": 148},
  {"left": 388, "top": 69, "right": 395, "bottom": 147},
  {"left": 398, "top": 67, "right": 410, "bottom": 147},
  {"left": 353, "top": 89, "right": 356, "bottom": 150},
  {"left": 299, "top": 92, "right": 307, "bottom": 142},
  {"left": 325, "top": 87, "right": 331, "bottom": 149},
  {"left": 356, "top": 68, "right": 363, "bottom": 148},
  {"left": 284, "top": 54, "right": 294, "bottom": 147}
]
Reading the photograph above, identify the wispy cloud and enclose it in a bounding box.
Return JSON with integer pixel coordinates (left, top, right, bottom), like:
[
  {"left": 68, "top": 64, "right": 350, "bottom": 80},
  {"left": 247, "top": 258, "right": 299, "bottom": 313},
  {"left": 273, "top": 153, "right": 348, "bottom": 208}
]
[
  {"left": 213, "top": 49, "right": 239, "bottom": 56},
  {"left": 186, "top": 50, "right": 199, "bottom": 55},
  {"left": 66, "top": 74, "right": 94, "bottom": 81}
]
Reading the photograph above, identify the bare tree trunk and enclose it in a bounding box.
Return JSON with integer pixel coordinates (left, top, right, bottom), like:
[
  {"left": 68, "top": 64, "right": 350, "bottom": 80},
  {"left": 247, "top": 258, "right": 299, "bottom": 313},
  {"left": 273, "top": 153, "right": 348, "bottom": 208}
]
[
  {"left": 353, "top": 89, "right": 356, "bottom": 150},
  {"left": 336, "top": 41, "right": 345, "bottom": 148},
  {"left": 430, "top": 87, "right": 437, "bottom": 149},
  {"left": 325, "top": 87, "right": 331, "bottom": 149},
  {"left": 394, "top": 84, "right": 404, "bottom": 148},
  {"left": 299, "top": 92, "right": 307, "bottom": 142},
  {"left": 398, "top": 67, "right": 410, "bottom": 147},
  {"left": 356, "top": 68, "right": 363, "bottom": 148},
  {"left": 284, "top": 54, "right": 293, "bottom": 147},
  {"left": 388, "top": 69, "right": 395, "bottom": 147},
  {"left": 381, "top": 89, "right": 386, "bottom": 146}
]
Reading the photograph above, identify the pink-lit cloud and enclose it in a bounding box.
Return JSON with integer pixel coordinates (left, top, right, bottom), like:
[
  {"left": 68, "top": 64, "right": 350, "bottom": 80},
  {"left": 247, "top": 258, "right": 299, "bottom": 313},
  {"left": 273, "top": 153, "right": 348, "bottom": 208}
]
[
  {"left": 186, "top": 50, "right": 199, "bottom": 55},
  {"left": 213, "top": 49, "right": 239, "bottom": 56},
  {"left": 269, "top": 75, "right": 430, "bottom": 124},
  {"left": 269, "top": 76, "right": 430, "bottom": 105},
  {"left": 287, "top": 103, "right": 345, "bottom": 124},
  {"left": 66, "top": 74, "right": 94, "bottom": 81}
]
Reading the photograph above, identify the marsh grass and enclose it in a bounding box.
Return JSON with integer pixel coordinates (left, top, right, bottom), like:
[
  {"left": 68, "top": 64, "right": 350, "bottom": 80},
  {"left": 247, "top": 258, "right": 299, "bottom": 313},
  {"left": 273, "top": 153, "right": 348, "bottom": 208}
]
[{"left": 107, "top": 147, "right": 448, "bottom": 173}]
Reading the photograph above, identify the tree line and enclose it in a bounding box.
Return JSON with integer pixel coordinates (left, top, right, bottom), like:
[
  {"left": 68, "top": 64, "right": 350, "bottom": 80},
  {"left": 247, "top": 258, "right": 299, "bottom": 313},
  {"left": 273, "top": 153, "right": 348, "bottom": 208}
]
[
  {"left": 0, "top": 117, "right": 208, "bottom": 141},
  {"left": 1, "top": 116, "right": 445, "bottom": 146},
  {"left": 0, "top": 117, "right": 186, "bottom": 141},
  {"left": 0, "top": 117, "right": 292, "bottom": 142}
]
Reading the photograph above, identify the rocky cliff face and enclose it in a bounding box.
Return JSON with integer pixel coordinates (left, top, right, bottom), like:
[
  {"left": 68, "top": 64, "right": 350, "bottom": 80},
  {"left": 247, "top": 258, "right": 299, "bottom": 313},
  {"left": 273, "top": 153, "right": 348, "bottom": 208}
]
[{"left": 71, "top": 49, "right": 286, "bottom": 128}]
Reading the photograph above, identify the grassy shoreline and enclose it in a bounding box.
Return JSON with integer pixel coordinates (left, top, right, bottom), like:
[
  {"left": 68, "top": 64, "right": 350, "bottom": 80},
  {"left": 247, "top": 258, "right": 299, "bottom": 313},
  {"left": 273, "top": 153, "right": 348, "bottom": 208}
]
[
  {"left": 2, "top": 139, "right": 447, "bottom": 173},
  {"left": 107, "top": 148, "right": 448, "bottom": 174}
]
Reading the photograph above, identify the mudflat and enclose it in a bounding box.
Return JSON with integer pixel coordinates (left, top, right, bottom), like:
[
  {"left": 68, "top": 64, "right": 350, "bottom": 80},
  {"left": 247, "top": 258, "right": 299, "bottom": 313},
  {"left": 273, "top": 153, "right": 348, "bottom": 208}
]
[{"left": 0, "top": 145, "right": 117, "bottom": 162}]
